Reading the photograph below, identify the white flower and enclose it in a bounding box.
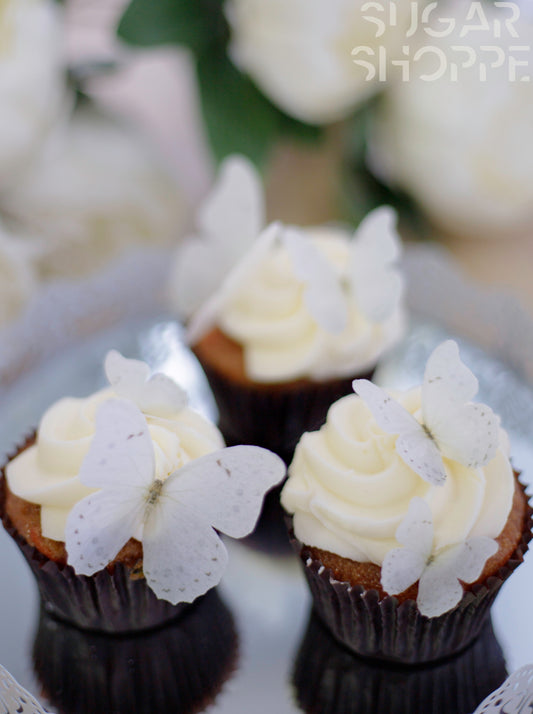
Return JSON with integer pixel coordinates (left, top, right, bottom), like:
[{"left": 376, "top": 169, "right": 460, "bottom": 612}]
[
  {"left": 1, "top": 106, "right": 187, "bottom": 279},
  {"left": 368, "top": 1, "right": 533, "bottom": 237},
  {"left": 0, "top": 220, "right": 36, "bottom": 326},
  {"left": 0, "top": 0, "right": 67, "bottom": 191},
  {"left": 225, "top": 0, "right": 413, "bottom": 123}
]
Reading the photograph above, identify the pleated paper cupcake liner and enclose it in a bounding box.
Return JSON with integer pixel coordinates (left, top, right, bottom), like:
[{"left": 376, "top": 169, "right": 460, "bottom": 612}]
[
  {"left": 292, "top": 610, "right": 507, "bottom": 714},
  {"left": 288, "top": 483, "right": 532, "bottom": 664},
  {"left": 196, "top": 358, "right": 371, "bottom": 464},
  {"left": 33, "top": 587, "right": 238, "bottom": 714},
  {"left": 2, "top": 513, "right": 189, "bottom": 633}
]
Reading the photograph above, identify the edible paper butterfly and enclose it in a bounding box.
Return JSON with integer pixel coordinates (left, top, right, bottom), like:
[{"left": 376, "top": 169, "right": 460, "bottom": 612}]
[
  {"left": 171, "top": 155, "right": 265, "bottom": 320},
  {"left": 354, "top": 340, "right": 500, "bottom": 486},
  {"left": 105, "top": 349, "right": 188, "bottom": 417},
  {"left": 0, "top": 665, "right": 49, "bottom": 713},
  {"left": 350, "top": 205, "right": 403, "bottom": 322},
  {"left": 381, "top": 497, "right": 497, "bottom": 617},
  {"left": 474, "top": 664, "right": 533, "bottom": 713},
  {"left": 65, "top": 398, "right": 285, "bottom": 604}
]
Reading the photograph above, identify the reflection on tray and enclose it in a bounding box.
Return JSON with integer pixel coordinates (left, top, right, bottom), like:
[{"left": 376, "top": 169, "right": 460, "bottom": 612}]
[
  {"left": 292, "top": 610, "right": 507, "bottom": 714},
  {"left": 32, "top": 588, "right": 238, "bottom": 714}
]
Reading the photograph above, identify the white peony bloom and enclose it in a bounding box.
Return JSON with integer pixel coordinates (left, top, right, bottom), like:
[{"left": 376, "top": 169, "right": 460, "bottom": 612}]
[
  {"left": 368, "top": 1, "right": 533, "bottom": 238},
  {"left": 0, "top": 221, "right": 36, "bottom": 325},
  {"left": 0, "top": 0, "right": 66, "bottom": 191},
  {"left": 1, "top": 106, "right": 188, "bottom": 278},
  {"left": 225, "top": 0, "right": 413, "bottom": 123}
]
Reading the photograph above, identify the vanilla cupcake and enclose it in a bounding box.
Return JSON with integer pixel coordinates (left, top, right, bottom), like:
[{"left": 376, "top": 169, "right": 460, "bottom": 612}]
[
  {"left": 281, "top": 340, "right": 531, "bottom": 663},
  {"left": 1, "top": 350, "right": 285, "bottom": 632},
  {"left": 170, "top": 156, "right": 406, "bottom": 462}
]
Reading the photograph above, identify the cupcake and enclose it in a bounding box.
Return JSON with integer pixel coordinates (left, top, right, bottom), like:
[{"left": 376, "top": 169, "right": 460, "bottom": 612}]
[
  {"left": 33, "top": 587, "right": 238, "bottom": 714},
  {"left": 281, "top": 340, "right": 532, "bottom": 663},
  {"left": 0, "top": 350, "right": 285, "bottom": 632},
  {"left": 169, "top": 155, "right": 406, "bottom": 463}
]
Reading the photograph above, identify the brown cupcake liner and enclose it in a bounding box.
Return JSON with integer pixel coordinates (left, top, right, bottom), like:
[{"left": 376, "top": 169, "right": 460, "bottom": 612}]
[
  {"left": 2, "top": 514, "right": 188, "bottom": 633},
  {"left": 292, "top": 610, "right": 507, "bottom": 714},
  {"left": 33, "top": 587, "right": 239, "bottom": 714},
  {"left": 0, "top": 442, "right": 187, "bottom": 633},
  {"left": 288, "top": 483, "right": 533, "bottom": 664},
  {"left": 197, "top": 359, "right": 373, "bottom": 464}
]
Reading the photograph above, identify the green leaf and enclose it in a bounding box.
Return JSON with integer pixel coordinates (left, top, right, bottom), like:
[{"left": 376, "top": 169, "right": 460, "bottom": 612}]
[
  {"left": 117, "top": 0, "right": 227, "bottom": 54},
  {"left": 197, "top": 48, "right": 281, "bottom": 167}
]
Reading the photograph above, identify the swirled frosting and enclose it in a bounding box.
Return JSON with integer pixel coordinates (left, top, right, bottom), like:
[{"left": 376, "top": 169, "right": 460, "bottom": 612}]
[
  {"left": 280, "top": 388, "right": 514, "bottom": 565},
  {"left": 217, "top": 228, "right": 406, "bottom": 382},
  {"left": 6, "top": 387, "right": 224, "bottom": 541}
]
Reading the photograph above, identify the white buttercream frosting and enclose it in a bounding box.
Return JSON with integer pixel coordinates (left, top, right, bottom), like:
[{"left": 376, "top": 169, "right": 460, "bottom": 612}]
[
  {"left": 6, "top": 387, "right": 225, "bottom": 541},
  {"left": 216, "top": 227, "right": 406, "bottom": 382},
  {"left": 280, "top": 388, "right": 514, "bottom": 565}
]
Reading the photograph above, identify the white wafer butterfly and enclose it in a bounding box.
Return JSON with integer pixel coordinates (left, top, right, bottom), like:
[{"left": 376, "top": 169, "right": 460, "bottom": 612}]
[
  {"left": 105, "top": 350, "right": 188, "bottom": 417},
  {"left": 65, "top": 399, "right": 285, "bottom": 604},
  {"left": 280, "top": 226, "right": 347, "bottom": 334},
  {"left": 474, "top": 665, "right": 533, "bottom": 713},
  {"left": 354, "top": 340, "right": 500, "bottom": 486},
  {"left": 170, "top": 155, "right": 265, "bottom": 320},
  {"left": 0, "top": 665, "right": 49, "bottom": 713},
  {"left": 350, "top": 206, "right": 404, "bottom": 323},
  {"left": 381, "top": 497, "right": 497, "bottom": 617},
  {"left": 276, "top": 207, "right": 403, "bottom": 333}
]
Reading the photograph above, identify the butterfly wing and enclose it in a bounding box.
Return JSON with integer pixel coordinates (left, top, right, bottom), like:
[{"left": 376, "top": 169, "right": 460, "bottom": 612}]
[
  {"left": 186, "top": 222, "right": 280, "bottom": 344},
  {"left": 0, "top": 665, "right": 49, "bottom": 714},
  {"left": 171, "top": 156, "right": 264, "bottom": 319},
  {"left": 423, "top": 340, "right": 479, "bottom": 410},
  {"left": 474, "top": 665, "right": 533, "bottom": 714},
  {"left": 105, "top": 351, "right": 188, "bottom": 417},
  {"left": 78, "top": 399, "right": 155, "bottom": 491},
  {"left": 350, "top": 206, "right": 403, "bottom": 322},
  {"left": 417, "top": 536, "right": 497, "bottom": 618},
  {"left": 283, "top": 227, "right": 347, "bottom": 334},
  {"left": 353, "top": 379, "right": 446, "bottom": 486},
  {"left": 417, "top": 546, "right": 465, "bottom": 618},
  {"left": 381, "top": 497, "right": 433, "bottom": 595},
  {"left": 65, "top": 487, "right": 146, "bottom": 576},
  {"left": 105, "top": 349, "right": 149, "bottom": 391},
  {"left": 143, "top": 494, "right": 229, "bottom": 604},
  {"left": 453, "top": 537, "right": 498, "bottom": 584},
  {"left": 65, "top": 399, "right": 155, "bottom": 575},
  {"left": 381, "top": 547, "right": 427, "bottom": 596},
  {"left": 423, "top": 341, "right": 500, "bottom": 467},
  {"left": 198, "top": 155, "right": 264, "bottom": 253},
  {"left": 164, "top": 445, "right": 286, "bottom": 539}
]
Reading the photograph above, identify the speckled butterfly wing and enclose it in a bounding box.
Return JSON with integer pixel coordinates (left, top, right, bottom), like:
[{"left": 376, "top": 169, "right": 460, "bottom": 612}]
[
  {"left": 417, "top": 536, "right": 497, "bottom": 618},
  {"left": 422, "top": 340, "right": 500, "bottom": 468},
  {"left": 65, "top": 399, "right": 154, "bottom": 576},
  {"left": 381, "top": 497, "right": 433, "bottom": 596},
  {"left": 163, "top": 446, "right": 286, "bottom": 538},
  {"left": 142, "top": 446, "right": 285, "bottom": 603},
  {"left": 0, "top": 666, "right": 49, "bottom": 714},
  {"left": 474, "top": 665, "right": 533, "bottom": 713},
  {"left": 381, "top": 498, "right": 497, "bottom": 618},
  {"left": 353, "top": 379, "right": 446, "bottom": 486}
]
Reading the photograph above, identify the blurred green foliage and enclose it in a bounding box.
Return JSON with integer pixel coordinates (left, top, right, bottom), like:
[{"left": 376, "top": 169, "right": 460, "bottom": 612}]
[{"left": 117, "top": 0, "right": 323, "bottom": 167}]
